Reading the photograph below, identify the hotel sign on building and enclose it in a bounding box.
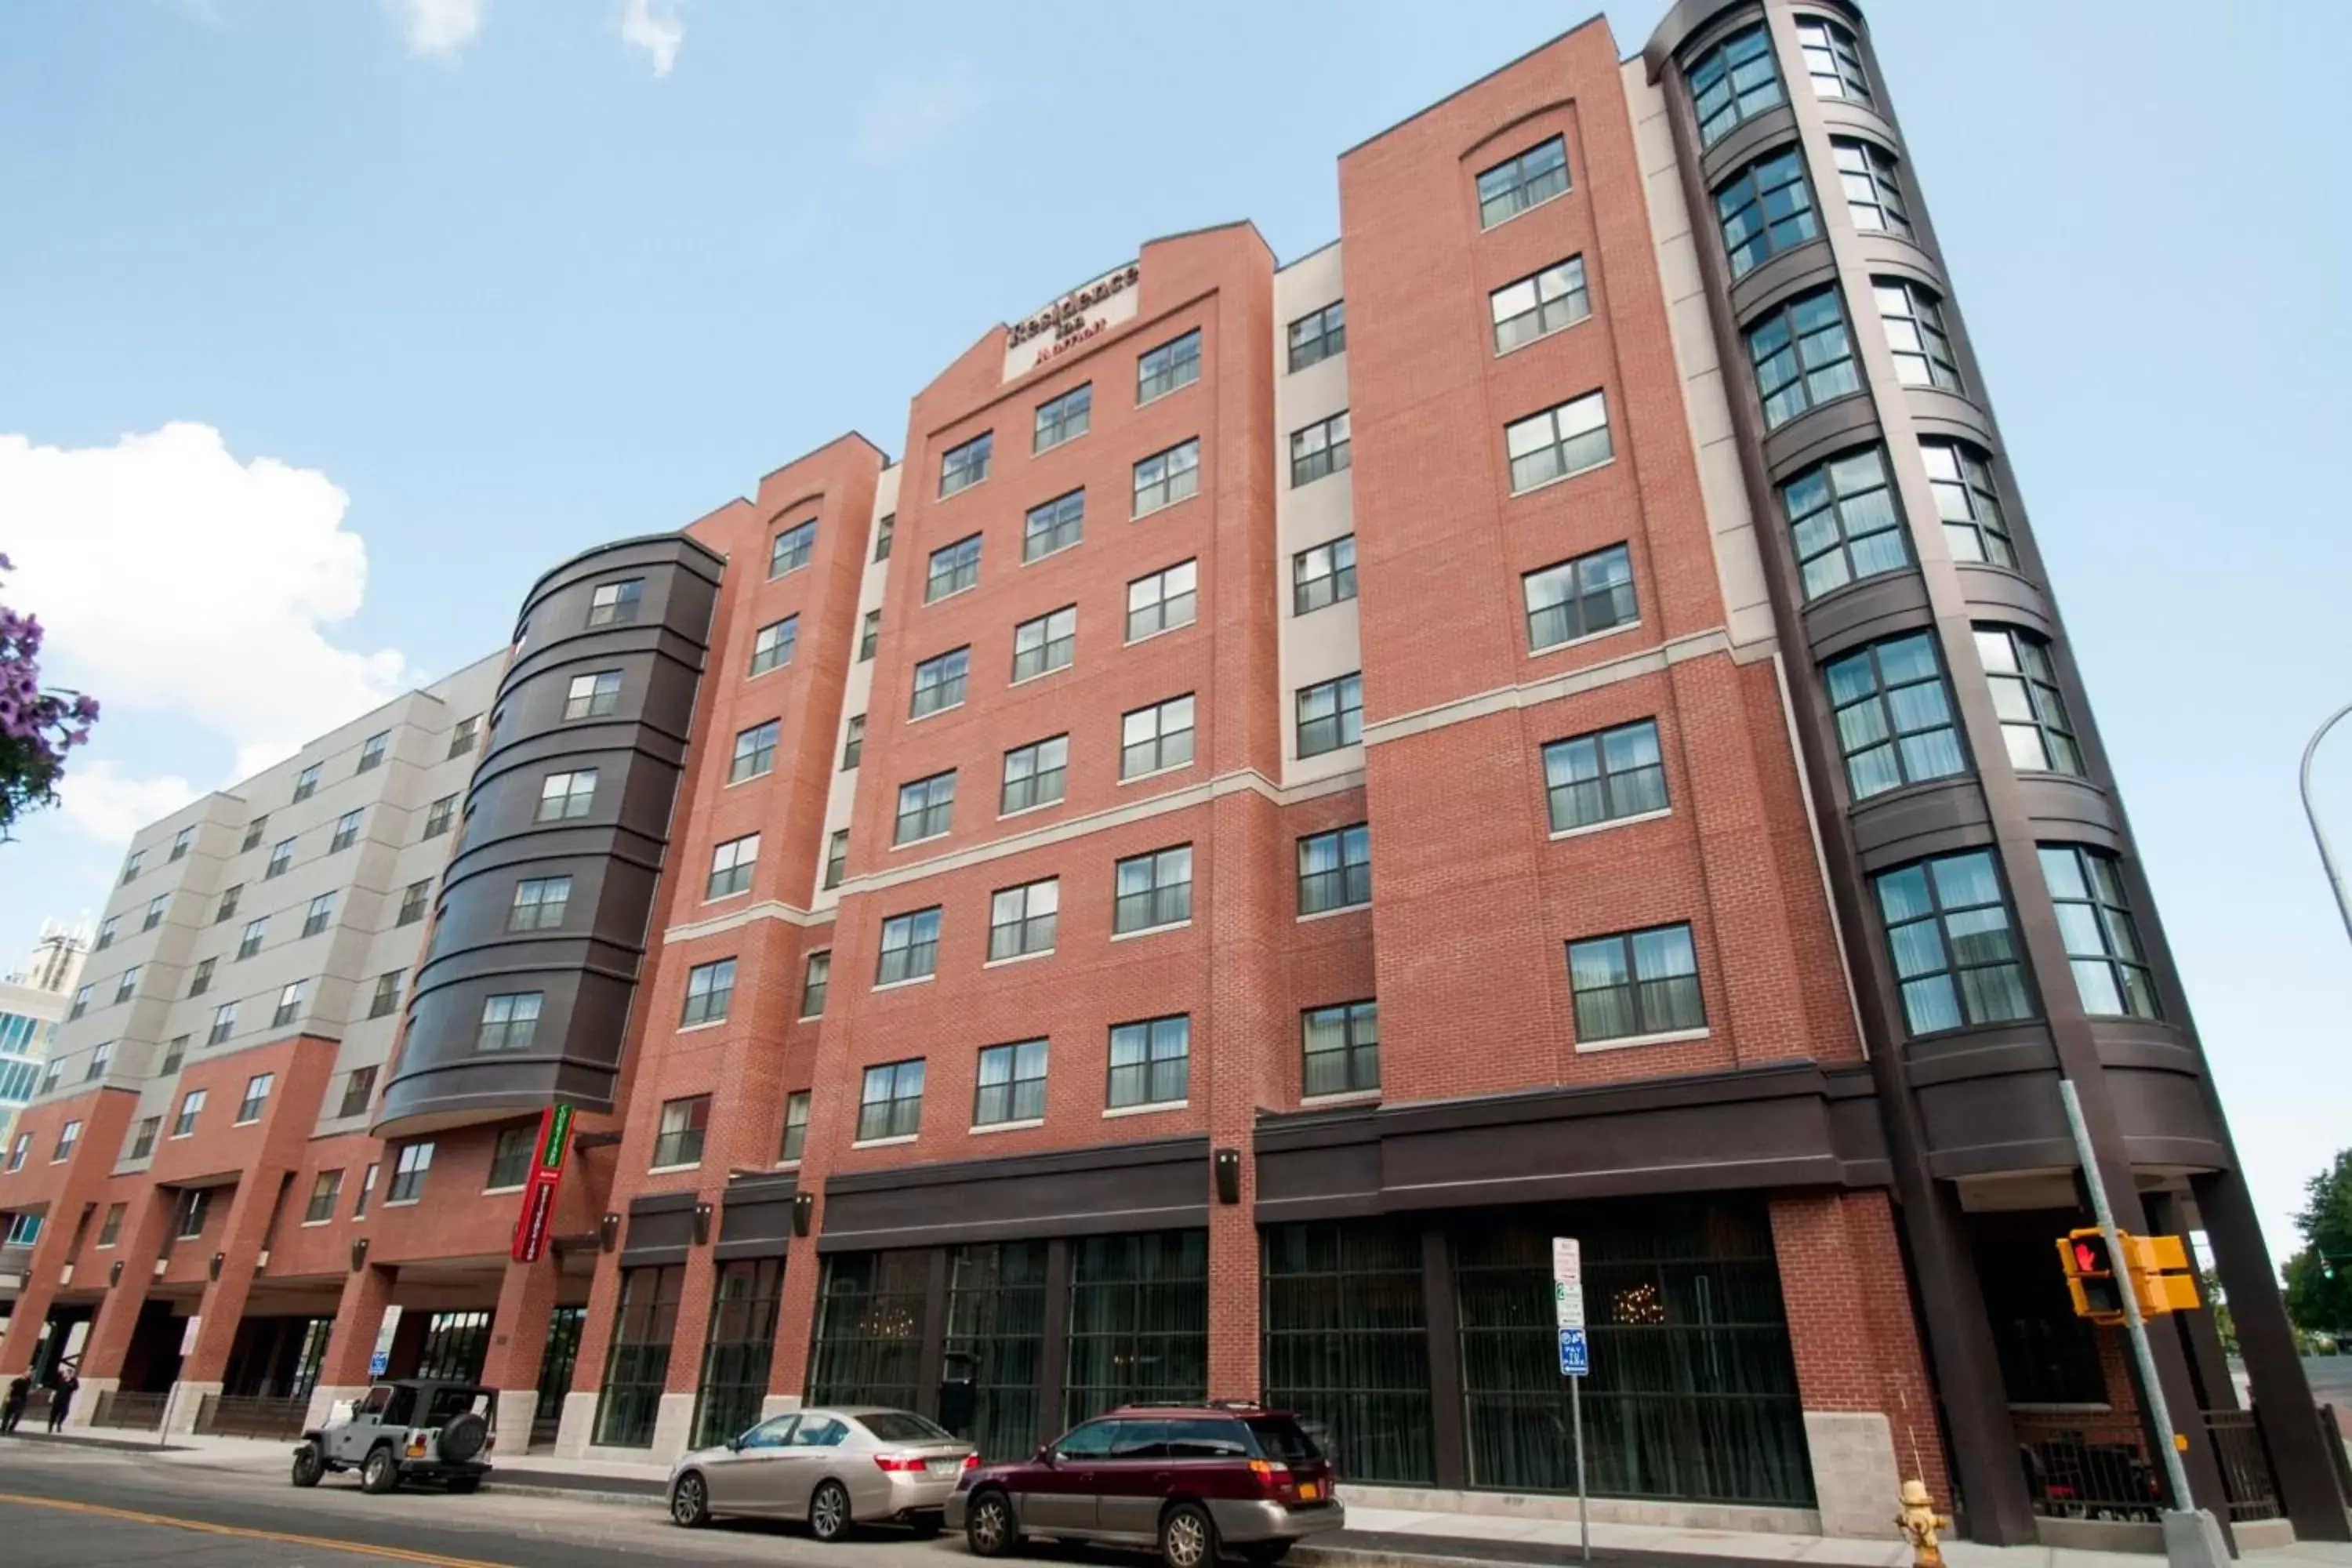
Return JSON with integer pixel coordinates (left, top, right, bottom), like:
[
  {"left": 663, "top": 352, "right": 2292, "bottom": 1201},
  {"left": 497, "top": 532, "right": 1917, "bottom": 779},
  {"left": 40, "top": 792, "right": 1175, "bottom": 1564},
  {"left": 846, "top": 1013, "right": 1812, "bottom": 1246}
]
[{"left": 1001, "top": 261, "right": 1140, "bottom": 380}]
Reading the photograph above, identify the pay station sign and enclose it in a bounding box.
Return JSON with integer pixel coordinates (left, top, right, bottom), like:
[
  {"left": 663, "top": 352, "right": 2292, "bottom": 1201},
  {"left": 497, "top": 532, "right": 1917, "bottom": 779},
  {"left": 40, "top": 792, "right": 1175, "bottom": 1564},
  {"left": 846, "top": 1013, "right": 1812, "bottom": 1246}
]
[{"left": 1553, "top": 1237, "right": 1590, "bottom": 1378}]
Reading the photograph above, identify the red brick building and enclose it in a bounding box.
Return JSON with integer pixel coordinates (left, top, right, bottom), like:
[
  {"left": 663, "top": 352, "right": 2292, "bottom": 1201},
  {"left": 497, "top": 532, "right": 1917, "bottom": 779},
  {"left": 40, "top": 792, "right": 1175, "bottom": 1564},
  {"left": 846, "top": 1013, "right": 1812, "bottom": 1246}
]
[{"left": 5, "top": 2, "right": 2342, "bottom": 1546}]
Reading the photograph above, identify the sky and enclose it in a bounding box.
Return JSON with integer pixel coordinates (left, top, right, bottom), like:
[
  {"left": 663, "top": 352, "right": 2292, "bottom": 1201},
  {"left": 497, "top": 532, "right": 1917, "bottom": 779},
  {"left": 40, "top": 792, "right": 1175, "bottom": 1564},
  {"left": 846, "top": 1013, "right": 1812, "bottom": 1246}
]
[{"left": 1, "top": 0, "right": 2346, "bottom": 1265}]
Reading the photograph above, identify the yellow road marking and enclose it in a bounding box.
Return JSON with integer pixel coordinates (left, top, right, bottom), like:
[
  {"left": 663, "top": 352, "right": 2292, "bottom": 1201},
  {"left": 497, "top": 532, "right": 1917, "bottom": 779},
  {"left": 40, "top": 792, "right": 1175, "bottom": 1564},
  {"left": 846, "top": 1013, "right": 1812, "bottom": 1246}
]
[{"left": 0, "top": 1490, "right": 514, "bottom": 1566}]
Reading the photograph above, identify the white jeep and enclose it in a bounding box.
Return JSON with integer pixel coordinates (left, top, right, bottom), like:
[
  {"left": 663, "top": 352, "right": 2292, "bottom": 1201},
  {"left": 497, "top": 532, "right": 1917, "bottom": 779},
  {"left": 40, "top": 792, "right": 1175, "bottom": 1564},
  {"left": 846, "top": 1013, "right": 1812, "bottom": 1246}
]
[{"left": 292, "top": 1377, "right": 495, "bottom": 1494}]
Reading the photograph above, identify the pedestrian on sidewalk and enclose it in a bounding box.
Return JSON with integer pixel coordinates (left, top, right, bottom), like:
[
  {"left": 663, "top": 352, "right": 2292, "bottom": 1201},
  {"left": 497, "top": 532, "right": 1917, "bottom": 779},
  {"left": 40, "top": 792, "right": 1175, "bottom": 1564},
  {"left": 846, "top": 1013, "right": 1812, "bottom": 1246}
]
[
  {"left": 45, "top": 1368, "right": 78, "bottom": 1432},
  {"left": 1, "top": 1374, "right": 27, "bottom": 1434}
]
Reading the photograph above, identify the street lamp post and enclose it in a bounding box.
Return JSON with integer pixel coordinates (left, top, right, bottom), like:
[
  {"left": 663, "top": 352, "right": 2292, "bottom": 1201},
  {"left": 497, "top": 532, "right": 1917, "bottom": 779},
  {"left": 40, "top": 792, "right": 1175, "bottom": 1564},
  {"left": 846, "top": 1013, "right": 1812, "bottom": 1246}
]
[{"left": 2301, "top": 701, "right": 2352, "bottom": 948}]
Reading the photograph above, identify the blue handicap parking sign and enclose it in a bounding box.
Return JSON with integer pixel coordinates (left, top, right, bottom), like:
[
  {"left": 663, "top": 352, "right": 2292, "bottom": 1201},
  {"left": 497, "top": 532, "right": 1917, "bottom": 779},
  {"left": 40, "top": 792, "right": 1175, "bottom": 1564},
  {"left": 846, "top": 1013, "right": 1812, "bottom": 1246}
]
[
  {"left": 1558, "top": 1327, "right": 1589, "bottom": 1377},
  {"left": 368, "top": 1350, "right": 390, "bottom": 1377}
]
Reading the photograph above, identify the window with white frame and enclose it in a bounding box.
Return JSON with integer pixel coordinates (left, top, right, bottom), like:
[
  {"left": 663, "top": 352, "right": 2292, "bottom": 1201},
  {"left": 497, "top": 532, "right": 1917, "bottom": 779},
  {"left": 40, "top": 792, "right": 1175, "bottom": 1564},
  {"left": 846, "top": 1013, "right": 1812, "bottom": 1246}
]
[
  {"left": 1303, "top": 1001, "right": 1379, "bottom": 1097},
  {"left": 1114, "top": 845, "right": 1192, "bottom": 935},
  {"left": 1490, "top": 257, "right": 1589, "bottom": 351},
  {"left": 1023, "top": 489, "right": 1085, "bottom": 562},
  {"left": 989, "top": 878, "right": 1058, "bottom": 961},
  {"left": 779, "top": 1090, "right": 811, "bottom": 1161},
  {"left": 1567, "top": 924, "right": 1705, "bottom": 1043},
  {"left": 706, "top": 834, "right": 758, "bottom": 899},
  {"left": 768, "top": 519, "right": 817, "bottom": 577},
  {"left": 1126, "top": 561, "right": 1197, "bottom": 641},
  {"left": 1544, "top": 719, "right": 1668, "bottom": 832},
  {"left": 368, "top": 971, "right": 403, "bottom": 1018},
  {"left": 800, "top": 952, "right": 829, "bottom": 1019},
  {"left": 1297, "top": 824, "right": 1370, "bottom": 915},
  {"left": 1295, "top": 673, "right": 1363, "bottom": 757},
  {"left": 1001, "top": 735, "right": 1068, "bottom": 815},
  {"left": 1034, "top": 384, "right": 1091, "bottom": 452},
  {"left": 750, "top": 615, "right": 797, "bottom": 676},
  {"left": 939, "top": 431, "right": 993, "bottom": 497},
  {"left": 681, "top": 958, "right": 736, "bottom": 1026},
  {"left": 858, "top": 1061, "right": 925, "bottom": 1142},
  {"left": 1523, "top": 543, "right": 1635, "bottom": 652},
  {"left": 1505, "top": 391, "right": 1611, "bottom": 492},
  {"left": 911, "top": 647, "right": 971, "bottom": 718},
  {"left": 1011, "top": 606, "right": 1076, "bottom": 683},
  {"left": 1132, "top": 439, "right": 1200, "bottom": 517},
  {"left": 1292, "top": 535, "right": 1355, "bottom": 615},
  {"left": 1107, "top": 1016, "right": 1189, "bottom": 1109},
  {"left": 477, "top": 992, "right": 543, "bottom": 1051},
  {"left": 1121, "top": 695, "right": 1195, "bottom": 778},
  {"left": 388, "top": 1140, "right": 434, "bottom": 1202},
  {"left": 1475, "top": 136, "right": 1570, "bottom": 227},
  {"left": 332, "top": 804, "right": 362, "bottom": 850},
  {"left": 588, "top": 578, "right": 643, "bottom": 626},
  {"left": 1832, "top": 139, "right": 1909, "bottom": 237},
  {"left": 236, "top": 1073, "right": 274, "bottom": 1123},
  {"left": 302, "top": 891, "right": 335, "bottom": 938},
  {"left": 1287, "top": 300, "right": 1345, "bottom": 371},
  {"left": 1796, "top": 15, "right": 1871, "bottom": 102},
  {"left": 537, "top": 768, "right": 598, "bottom": 821},
  {"left": 1290, "top": 412, "right": 1351, "bottom": 488},
  {"left": 174, "top": 1087, "right": 209, "bottom": 1137},
  {"left": 895, "top": 771, "right": 956, "bottom": 844},
  {"left": 564, "top": 670, "right": 622, "bottom": 720},
  {"left": 509, "top": 875, "right": 572, "bottom": 931},
  {"left": 731, "top": 720, "right": 779, "bottom": 783},
  {"left": 974, "top": 1040, "right": 1047, "bottom": 1127},
  {"left": 206, "top": 1003, "right": 237, "bottom": 1046},
  {"left": 271, "top": 980, "right": 305, "bottom": 1028},
  {"left": 876, "top": 907, "right": 942, "bottom": 985},
  {"left": 927, "top": 533, "right": 982, "bottom": 601},
  {"left": 652, "top": 1096, "right": 710, "bottom": 1167},
  {"left": 1136, "top": 328, "right": 1201, "bottom": 403}
]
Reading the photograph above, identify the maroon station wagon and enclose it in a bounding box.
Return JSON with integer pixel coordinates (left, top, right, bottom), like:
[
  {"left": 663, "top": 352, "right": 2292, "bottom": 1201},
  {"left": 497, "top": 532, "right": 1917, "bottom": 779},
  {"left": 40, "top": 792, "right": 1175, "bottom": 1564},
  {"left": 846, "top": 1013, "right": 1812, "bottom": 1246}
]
[{"left": 946, "top": 1403, "right": 1343, "bottom": 1567}]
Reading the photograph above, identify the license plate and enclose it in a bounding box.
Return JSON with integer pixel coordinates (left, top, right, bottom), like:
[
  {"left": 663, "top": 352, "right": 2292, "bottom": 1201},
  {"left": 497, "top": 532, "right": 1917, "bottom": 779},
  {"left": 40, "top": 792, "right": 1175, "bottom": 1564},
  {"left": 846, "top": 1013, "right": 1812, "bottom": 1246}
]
[
  {"left": 1298, "top": 1482, "right": 1319, "bottom": 1499},
  {"left": 928, "top": 1459, "right": 960, "bottom": 1475}
]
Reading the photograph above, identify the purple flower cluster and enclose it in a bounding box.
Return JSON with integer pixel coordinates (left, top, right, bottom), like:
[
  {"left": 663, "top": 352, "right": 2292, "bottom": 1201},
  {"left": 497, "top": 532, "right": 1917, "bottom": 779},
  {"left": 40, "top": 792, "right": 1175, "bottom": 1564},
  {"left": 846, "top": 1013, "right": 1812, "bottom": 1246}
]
[{"left": 0, "top": 550, "right": 102, "bottom": 839}]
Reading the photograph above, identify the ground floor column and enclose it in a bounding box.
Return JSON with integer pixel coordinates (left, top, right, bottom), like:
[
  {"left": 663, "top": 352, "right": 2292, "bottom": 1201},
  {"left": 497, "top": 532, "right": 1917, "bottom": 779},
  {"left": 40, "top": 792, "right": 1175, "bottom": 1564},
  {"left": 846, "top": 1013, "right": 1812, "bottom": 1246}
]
[
  {"left": 477, "top": 1251, "right": 562, "bottom": 1448},
  {"left": 2194, "top": 1167, "right": 2352, "bottom": 1541},
  {"left": 554, "top": 1240, "right": 627, "bottom": 1456},
  {"left": 67, "top": 1187, "right": 179, "bottom": 1421},
  {"left": 172, "top": 1173, "right": 290, "bottom": 1432},
  {"left": 763, "top": 1237, "right": 819, "bottom": 1421},
  {"left": 306, "top": 1261, "right": 394, "bottom": 1428},
  {"left": 1769, "top": 1190, "right": 1947, "bottom": 1537}
]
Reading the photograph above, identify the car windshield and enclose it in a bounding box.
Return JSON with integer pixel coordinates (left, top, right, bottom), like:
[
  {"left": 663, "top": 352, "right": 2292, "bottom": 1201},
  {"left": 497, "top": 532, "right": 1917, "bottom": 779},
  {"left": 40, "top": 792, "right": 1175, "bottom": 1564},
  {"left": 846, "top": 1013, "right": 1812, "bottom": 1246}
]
[
  {"left": 1245, "top": 1416, "right": 1323, "bottom": 1462},
  {"left": 857, "top": 1410, "right": 952, "bottom": 1443}
]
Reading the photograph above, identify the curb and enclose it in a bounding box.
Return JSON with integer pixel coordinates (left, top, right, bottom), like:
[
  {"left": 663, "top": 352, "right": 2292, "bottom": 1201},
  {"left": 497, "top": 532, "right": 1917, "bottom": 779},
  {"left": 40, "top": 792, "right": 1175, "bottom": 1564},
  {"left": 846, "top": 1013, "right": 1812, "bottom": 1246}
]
[{"left": 490, "top": 1479, "right": 668, "bottom": 1508}]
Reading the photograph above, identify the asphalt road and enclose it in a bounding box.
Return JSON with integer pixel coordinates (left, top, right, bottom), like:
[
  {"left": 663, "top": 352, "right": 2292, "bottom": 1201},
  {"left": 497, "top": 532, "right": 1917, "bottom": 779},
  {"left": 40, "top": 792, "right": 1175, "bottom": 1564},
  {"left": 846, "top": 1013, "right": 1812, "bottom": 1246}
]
[{"left": 0, "top": 1436, "right": 976, "bottom": 1567}]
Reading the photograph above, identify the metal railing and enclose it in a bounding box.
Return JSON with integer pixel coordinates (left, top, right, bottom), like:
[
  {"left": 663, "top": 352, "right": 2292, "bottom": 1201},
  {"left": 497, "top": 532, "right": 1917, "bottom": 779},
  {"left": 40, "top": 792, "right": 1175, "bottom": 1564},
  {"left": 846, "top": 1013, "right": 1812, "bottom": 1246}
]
[
  {"left": 2013, "top": 1413, "right": 2162, "bottom": 1521},
  {"left": 195, "top": 1393, "right": 310, "bottom": 1439},
  {"left": 2013, "top": 1409, "right": 2285, "bottom": 1523},
  {"left": 90, "top": 1390, "right": 169, "bottom": 1430},
  {"left": 2201, "top": 1409, "right": 2282, "bottom": 1523}
]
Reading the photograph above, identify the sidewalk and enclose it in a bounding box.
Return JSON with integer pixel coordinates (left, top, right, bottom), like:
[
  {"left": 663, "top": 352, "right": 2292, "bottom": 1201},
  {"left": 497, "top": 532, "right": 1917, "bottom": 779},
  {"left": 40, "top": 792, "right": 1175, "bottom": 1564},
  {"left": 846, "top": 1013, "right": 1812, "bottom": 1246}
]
[{"left": 7, "top": 1428, "right": 2350, "bottom": 1568}]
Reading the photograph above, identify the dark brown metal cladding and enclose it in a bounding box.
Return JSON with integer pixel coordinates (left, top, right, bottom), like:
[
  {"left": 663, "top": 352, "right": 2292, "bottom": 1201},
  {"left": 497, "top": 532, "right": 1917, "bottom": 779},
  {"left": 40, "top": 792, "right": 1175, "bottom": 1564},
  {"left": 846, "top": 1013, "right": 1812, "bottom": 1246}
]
[
  {"left": 375, "top": 533, "right": 723, "bottom": 1136},
  {"left": 1640, "top": 0, "right": 2341, "bottom": 1540}
]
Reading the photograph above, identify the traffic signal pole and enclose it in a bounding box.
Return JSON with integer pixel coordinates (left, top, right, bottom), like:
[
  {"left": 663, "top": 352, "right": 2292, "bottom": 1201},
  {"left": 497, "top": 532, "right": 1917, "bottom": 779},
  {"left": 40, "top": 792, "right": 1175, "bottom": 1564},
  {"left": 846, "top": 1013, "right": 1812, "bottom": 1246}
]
[{"left": 2059, "top": 1080, "right": 2230, "bottom": 1568}]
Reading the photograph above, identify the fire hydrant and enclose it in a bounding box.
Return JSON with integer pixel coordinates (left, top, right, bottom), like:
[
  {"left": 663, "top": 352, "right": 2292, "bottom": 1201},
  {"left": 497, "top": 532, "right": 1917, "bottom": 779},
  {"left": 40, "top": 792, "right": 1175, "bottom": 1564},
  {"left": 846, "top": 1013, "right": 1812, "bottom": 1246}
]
[{"left": 1896, "top": 1478, "right": 1951, "bottom": 1568}]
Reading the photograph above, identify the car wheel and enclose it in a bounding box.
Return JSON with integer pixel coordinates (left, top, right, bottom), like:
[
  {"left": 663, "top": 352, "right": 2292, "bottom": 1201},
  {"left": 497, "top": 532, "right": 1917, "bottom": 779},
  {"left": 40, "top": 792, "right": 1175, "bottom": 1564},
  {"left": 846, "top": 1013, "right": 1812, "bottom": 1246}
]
[
  {"left": 1160, "top": 1500, "right": 1218, "bottom": 1568},
  {"left": 964, "top": 1490, "right": 1022, "bottom": 1558},
  {"left": 290, "top": 1444, "right": 324, "bottom": 1488},
  {"left": 359, "top": 1446, "right": 400, "bottom": 1495},
  {"left": 670, "top": 1471, "right": 711, "bottom": 1528},
  {"left": 808, "top": 1479, "right": 853, "bottom": 1542}
]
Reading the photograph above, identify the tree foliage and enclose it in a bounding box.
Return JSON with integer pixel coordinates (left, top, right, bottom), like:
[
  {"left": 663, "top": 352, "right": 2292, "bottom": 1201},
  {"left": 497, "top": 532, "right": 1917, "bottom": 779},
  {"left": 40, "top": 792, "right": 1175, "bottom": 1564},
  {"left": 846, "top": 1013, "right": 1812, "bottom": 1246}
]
[
  {"left": 0, "top": 551, "right": 100, "bottom": 838},
  {"left": 2282, "top": 1147, "right": 2352, "bottom": 1337}
]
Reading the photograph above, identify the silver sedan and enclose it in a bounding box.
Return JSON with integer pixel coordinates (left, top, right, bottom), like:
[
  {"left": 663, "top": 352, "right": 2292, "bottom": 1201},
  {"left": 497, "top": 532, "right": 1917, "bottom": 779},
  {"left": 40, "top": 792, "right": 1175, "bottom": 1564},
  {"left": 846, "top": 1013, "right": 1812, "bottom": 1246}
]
[{"left": 667, "top": 1406, "right": 975, "bottom": 1540}]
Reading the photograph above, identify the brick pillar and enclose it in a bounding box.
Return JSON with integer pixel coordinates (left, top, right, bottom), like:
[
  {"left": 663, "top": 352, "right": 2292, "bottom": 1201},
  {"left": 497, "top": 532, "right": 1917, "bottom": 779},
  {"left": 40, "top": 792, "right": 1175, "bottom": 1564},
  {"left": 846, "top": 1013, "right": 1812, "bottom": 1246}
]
[
  {"left": 0, "top": 1231, "right": 67, "bottom": 1377},
  {"left": 479, "top": 1251, "right": 562, "bottom": 1445},
  {"left": 75, "top": 1187, "right": 177, "bottom": 1382},
  {"left": 1769, "top": 1191, "right": 1948, "bottom": 1537},
  {"left": 309, "top": 1261, "right": 395, "bottom": 1409},
  {"left": 179, "top": 1172, "right": 289, "bottom": 1399},
  {"left": 769, "top": 1232, "right": 820, "bottom": 1408},
  {"left": 1204, "top": 789, "right": 1283, "bottom": 1403}
]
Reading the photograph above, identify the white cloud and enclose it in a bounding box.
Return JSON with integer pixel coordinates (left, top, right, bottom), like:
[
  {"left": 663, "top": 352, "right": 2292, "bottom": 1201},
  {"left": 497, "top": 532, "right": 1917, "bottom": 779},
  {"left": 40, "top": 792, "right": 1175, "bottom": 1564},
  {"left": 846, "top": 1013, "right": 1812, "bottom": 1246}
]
[
  {"left": 387, "top": 0, "right": 486, "bottom": 60},
  {"left": 855, "top": 62, "right": 987, "bottom": 164},
  {"left": 57, "top": 760, "right": 200, "bottom": 846},
  {"left": 0, "top": 423, "right": 419, "bottom": 840},
  {"left": 617, "top": 0, "right": 685, "bottom": 77}
]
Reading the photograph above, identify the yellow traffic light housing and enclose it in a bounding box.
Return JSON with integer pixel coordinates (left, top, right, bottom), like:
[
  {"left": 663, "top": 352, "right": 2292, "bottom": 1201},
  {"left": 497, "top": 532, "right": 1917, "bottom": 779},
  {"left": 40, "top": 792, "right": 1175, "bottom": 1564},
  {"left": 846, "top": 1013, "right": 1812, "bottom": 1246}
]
[
  {"left": 2056, "top": 1229, "right": 2200, "bottom": 1321},
  {"left": 2125, "top": 1233, "right": 2201, "bottom": 1315}
]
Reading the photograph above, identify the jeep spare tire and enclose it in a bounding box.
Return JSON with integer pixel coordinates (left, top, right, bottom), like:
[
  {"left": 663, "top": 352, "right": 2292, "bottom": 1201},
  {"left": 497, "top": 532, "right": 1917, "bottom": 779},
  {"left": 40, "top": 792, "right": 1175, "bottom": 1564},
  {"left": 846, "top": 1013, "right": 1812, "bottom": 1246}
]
[{"left": 438, "top": 1410, "right": 488, "bottom": 1463}]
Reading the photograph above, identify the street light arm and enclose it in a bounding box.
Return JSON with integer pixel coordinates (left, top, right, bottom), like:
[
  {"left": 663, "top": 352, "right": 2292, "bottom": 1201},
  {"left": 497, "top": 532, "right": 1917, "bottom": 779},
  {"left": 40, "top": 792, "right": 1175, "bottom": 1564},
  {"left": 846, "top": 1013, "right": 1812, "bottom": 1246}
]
[{"left": 2301, "top": 700, "right": 2352, "bottom": 947}]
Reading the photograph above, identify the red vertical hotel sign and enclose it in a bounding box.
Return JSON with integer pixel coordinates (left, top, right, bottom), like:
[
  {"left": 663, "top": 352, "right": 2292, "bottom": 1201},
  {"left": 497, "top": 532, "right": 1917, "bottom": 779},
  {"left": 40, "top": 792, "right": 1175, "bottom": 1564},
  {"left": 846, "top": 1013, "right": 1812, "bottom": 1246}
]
[{"left": 510, "top": 1102, "right": 575, "bottom": 1264}]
